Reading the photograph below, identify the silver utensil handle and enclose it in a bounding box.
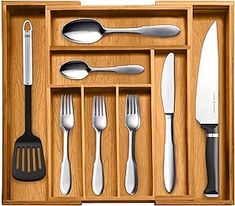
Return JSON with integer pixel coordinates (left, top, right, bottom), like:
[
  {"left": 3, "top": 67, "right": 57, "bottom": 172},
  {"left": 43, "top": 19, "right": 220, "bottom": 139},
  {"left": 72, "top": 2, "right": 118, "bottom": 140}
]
[
  {"left": 90, "top": 65, "right": 144, "bottom": 74},
  {"left": 105, "top": 25, "right": 180, "bottom": 37},
  {"left": 92, "top": 130, "right": 104, "bottom": 195},
  {"left": 125, "top": 130, "right": 138, "bottom": 195},
  {"left": 60, "top": 130, "right": 71, "bottom": 195},
  {"left": 115, "top": 65, "right": 144, "bottom": 74},
  {"left": 23, "top": 20, "right": 33, "bottom": 85},
  {"left": 163, "top": 114, "right": 175, "bottom": 193}
]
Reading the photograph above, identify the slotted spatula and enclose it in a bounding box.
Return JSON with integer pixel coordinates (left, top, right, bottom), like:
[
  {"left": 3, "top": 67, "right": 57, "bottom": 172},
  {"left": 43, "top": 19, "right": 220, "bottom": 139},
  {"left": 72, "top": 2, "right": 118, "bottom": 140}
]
[{"left": 12, "top": 20, "right": 46, "bottom": 181}]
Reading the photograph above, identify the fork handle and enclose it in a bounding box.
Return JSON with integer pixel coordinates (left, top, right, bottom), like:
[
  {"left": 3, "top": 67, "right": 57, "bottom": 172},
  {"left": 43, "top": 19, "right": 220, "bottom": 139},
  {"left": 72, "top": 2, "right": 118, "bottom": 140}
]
[
  {"left": 125, "top": 130, "right": 138, "bottom": 195},
  {"left": 60, "top": 130, "right": 71, "bottom": 195},
  {"left": 92, "top": 130, "right": 104, "bottom": 195}
]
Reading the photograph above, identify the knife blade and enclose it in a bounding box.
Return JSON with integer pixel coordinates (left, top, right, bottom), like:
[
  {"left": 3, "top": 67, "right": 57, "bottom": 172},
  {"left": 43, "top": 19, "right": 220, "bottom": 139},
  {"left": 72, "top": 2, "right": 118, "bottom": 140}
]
[
  {"left": 196, "top": 21, "right": 219, "bottom": 198},
  {"left": 161, "top": 52, "right": 175, "bottom": 193}
]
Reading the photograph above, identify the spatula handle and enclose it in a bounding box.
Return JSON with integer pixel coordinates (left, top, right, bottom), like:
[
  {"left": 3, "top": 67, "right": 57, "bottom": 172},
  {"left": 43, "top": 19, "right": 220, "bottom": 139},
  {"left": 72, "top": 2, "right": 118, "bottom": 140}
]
[
  {"left": 23, "top": 20, "right": 33, "bottom": 85},
  {"left": 25, "top": 86, "right": 32, "bottom": 134},
  {"left": 23, "top": 20, "right": 33, "bottom": 134}
]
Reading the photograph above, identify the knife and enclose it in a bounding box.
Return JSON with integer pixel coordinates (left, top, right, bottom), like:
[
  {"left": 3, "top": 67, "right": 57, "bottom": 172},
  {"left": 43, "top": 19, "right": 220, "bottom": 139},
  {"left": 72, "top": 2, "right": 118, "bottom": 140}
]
[
  {"left": 196, "top": 21, "right": 219, "bottom": 198},
  {"left": 161, "top": 52, "right": 175, "bottom": 193}
]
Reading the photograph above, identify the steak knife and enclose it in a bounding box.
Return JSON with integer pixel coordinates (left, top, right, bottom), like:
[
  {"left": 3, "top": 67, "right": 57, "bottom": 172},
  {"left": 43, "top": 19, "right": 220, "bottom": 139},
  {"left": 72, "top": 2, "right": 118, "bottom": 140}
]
[
  {"left": 196, "top": 21, "right": 219, "bottom": 197},
  {"left": 161, "top": 52, "right": 175, "bottom": 193}
]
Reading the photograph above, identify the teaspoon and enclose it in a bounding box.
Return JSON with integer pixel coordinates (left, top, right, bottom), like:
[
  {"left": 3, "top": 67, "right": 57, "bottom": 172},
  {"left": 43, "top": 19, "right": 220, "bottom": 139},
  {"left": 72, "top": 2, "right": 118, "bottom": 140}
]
[{"left": 60, "top": 60, "right": 144, "bottom": 80}]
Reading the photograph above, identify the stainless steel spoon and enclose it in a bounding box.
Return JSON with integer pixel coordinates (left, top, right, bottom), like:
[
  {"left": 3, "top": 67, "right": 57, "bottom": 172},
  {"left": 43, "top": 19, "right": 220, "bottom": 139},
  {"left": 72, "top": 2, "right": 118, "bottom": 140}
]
[
  {"left": 60, "top": 60, "right": 145, "bottom": 80},
  {"left": 62, "top": 19, "right": 181, "bottom": 44}
]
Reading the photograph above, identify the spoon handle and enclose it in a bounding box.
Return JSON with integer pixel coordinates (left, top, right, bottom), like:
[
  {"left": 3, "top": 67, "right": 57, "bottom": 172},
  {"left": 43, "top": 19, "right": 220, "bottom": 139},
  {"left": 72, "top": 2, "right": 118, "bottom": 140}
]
[
  {"left": 90, "top": 65, "right": 144, "bottom": 74},
  {"left": 105, "top": 25, "right": 180, "bottom": 37}
]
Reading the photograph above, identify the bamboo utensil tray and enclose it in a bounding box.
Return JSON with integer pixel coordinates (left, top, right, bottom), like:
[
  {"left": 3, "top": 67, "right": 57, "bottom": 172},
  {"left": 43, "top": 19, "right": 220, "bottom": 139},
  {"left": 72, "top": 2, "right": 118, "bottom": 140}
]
[{"left": 2, "top": 0, "right": 234, "bottom": 205}]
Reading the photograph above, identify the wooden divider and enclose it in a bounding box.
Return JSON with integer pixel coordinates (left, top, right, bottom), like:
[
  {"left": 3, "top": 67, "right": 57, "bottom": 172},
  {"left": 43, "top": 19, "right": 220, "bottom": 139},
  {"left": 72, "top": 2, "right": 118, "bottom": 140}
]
[{"left": 2, "top": 1, "right": 234, "bottom": 205}]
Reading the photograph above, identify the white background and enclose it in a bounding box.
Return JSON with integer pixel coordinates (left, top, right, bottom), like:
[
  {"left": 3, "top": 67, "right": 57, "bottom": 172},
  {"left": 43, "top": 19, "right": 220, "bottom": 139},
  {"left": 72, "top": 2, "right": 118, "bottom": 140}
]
[
  {"left": 0, "top": 0, "right": 234, "bottom": 206},
  {"left": 0, "top": 0, "right": 156, "bottom": 205}
]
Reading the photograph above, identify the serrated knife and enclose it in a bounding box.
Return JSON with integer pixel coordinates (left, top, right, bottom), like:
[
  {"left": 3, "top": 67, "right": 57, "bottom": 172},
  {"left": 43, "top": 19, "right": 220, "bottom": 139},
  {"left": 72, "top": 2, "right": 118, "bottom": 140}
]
[
  {"left": 161, "top": 52, "right": 175, "bottom": 193},
  {"left": 196, "top": 21, "right": 219, "bottom": 198}
]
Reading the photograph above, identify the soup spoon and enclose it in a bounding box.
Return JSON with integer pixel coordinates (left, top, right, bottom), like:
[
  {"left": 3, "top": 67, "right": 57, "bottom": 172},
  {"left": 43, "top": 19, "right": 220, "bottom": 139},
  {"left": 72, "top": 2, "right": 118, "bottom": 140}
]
[{"left": 62, "top": 18, "right": 181, "bottom": 44}]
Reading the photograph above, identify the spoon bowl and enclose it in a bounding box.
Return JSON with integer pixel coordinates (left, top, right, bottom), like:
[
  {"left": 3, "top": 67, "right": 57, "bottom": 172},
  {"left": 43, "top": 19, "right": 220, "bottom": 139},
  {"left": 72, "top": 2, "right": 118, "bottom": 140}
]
[
  {"left": 60, "top": 60, "right": 91, "bottom": 79},
  {"left": 62, "top": 19, "right": 105, "bottom": 44}
]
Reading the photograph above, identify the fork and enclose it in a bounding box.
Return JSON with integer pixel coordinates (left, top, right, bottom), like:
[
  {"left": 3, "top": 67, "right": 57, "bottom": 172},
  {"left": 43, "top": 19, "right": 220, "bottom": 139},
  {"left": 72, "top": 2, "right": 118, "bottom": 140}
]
[
  {"left": 125, "top": 95, "right": 140, "bottom": 195},
  {"left": 60, "top": 94, "right": 74, "bottom": 195},
  {"left": 92, "top": 96, "right": 107, "bottom": 195}
]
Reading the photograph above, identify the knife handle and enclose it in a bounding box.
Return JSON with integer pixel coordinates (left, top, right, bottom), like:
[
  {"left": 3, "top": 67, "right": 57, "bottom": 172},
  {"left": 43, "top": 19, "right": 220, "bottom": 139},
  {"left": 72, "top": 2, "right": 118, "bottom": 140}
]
[
  {"left": 202, "top": 124, "right": 219, "bottom": 198},
  {"left": 163, "top": 114, "right": 175, "bottom": 193}
]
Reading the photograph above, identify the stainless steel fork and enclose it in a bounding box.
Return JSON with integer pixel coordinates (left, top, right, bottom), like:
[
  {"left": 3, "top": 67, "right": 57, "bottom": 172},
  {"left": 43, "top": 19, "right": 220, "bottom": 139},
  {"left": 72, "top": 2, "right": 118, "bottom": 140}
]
[
  {"left": 60, "top": 94, "right": 74, "bottom": 195},
  {"left": 92, "top": 96, "right": 107, "bottom": 195},
  {"left": 125, "top": 95, "right": 140, "bottom": 195}
]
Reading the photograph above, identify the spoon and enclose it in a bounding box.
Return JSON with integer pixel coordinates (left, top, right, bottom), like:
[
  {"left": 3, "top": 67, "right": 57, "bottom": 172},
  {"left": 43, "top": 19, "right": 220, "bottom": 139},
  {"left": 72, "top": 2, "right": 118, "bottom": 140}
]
[
  {"left": 60, "top": 60, "right": 144, "bottom": 80},
  {"left": 62, "top": 18, "right": 181, "bottom": 44}
]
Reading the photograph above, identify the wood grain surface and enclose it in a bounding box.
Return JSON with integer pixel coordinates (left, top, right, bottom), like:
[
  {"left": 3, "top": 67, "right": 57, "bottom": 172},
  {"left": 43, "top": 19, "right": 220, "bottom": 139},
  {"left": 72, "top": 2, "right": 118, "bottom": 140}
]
[
  {"left": 51, "top": 51, "right": 150, "bottom": 85},
  {"left": 51, "top": 9, "right": 187, "bottom": 47},
  {"left": 5, "top": 7, "right": 48, "bottom": 201},
  {"left": 2, "top": 1, "right": 234, "bottom": 205}
]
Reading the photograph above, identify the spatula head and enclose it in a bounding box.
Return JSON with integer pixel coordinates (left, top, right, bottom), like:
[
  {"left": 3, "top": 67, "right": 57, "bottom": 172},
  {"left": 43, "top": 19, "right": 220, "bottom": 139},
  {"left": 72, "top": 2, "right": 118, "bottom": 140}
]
[{"left": 12, "top": 133, "right": 46, "bottom": 181}]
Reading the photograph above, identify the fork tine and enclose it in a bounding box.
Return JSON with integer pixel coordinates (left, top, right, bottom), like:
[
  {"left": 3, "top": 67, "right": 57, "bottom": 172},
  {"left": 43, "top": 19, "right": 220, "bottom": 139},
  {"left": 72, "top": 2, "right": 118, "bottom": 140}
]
[
  {"left": 129, "top": 95, "right": 133, "bottom": 114},
  {"left": 128, "top": 95, "right": 131, "bottom": 115},
  {"left": 63, "top": 95, "right": 67, "bottom": 114},
  {"left": 136, "top": 95, "right": 140, "bottom": 116},
  {"left": 100, "top": 96, "right": 103, "bottom": 116},
  {"left": 132, "top": 95, "right": 135, "bottom": 114},
  {"left": 60, "top": 95, "right": 63, "bottom": 116},
  {"left": 67, "top": 95, "right": 70, "bottom": 114},
  {"left": 126, "top": 95, "right": 128, "bottom": 115},
  {"left": 92, "top": 96, "right": 96, "bottom": 117},
  {"left": 98, "top": 96, "right": 101, "bottom": 116},
  {"left": 99, "top": 96, "right": 101, "bottom": 115},
  {"left": 95, "top": 96, "right": 98, "bottom": 116},
  {"left": 97, "top": 96, "right": 99, "bottom": 116},
  {"left": 133, "top": 95, "right": 135, "bottom": 114},
  {"left": 99, "top": 96, "right": 102, "bottom": 116},
  {"left": 70, "top": 95, "right": 73, "bottom": 115},
  {"left": 134, "top": 95, "right": 137, "bottom": 114},
  {"left": 102, "top": 96, "right": 106, "bottom": 116}
]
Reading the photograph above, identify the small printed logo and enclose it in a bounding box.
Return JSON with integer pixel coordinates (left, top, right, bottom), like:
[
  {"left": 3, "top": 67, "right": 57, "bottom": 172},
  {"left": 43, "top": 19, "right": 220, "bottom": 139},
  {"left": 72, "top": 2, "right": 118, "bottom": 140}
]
[{"left": 212, "top": 92, "right": 217, "bottom": 113}]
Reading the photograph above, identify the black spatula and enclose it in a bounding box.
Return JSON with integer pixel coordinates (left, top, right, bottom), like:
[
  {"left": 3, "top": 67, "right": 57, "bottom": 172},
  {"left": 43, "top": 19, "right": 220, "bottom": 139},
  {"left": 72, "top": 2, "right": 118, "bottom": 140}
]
[{"left": 12, "top": 20, "right": 46, "bottom": 181}]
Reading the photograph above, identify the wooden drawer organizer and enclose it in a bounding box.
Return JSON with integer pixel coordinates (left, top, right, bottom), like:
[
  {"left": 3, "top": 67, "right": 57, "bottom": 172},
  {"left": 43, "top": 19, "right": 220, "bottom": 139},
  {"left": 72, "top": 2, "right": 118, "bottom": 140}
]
[{"left": 2, "top": 1, "right": 234, "bottom": 205}]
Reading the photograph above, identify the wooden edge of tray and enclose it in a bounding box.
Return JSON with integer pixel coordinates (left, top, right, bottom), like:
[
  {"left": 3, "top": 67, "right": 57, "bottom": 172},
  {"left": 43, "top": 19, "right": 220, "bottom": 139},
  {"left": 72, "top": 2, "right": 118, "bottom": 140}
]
[
  {"left": 1, "top": 0, "right": 234, "bottom": 204},
  {"left": 46, "top": 4, "right": 191, "bottom": 10},
  {"left": 155, "top": 0, "right": 234, "bottom": 6},
  {"left": 1, "top": 0, "right": 81, "bottom": 6}
]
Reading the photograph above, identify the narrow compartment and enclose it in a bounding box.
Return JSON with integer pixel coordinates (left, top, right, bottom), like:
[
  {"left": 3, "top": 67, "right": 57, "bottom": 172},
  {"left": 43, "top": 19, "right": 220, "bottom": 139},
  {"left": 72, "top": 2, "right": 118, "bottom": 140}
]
[
  {"left": 4, "top": 5, "right": 48, "bottom": 202},
  {"left": 50, "top": 9, "right": 187, "bottom": 47},
  {"left": 83, "top": 87, "right": 117, "bottom": 198},
  {"left": 153, "top": 51, "right": 188, "bottom": 196},
  {"left": 118, "top": 87, "right": 153, "bottom": 197},
  {"left": 190, "top": 9, "right": 232, "bottom": 202},
  {"left": 51, "top": 50, "right": 150, "bottom": 85},
  {"left": 50, "top": 88, "right": 83, "bottom": 198}
]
